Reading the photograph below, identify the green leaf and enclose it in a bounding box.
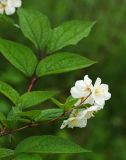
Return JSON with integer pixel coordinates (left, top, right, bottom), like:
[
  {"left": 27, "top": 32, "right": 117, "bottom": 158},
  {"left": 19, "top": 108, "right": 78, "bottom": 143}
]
[
  {"left": 51, "top": 97, "right": 77, "bottom": 110},
  {"left": 17, "top": 8, "right": 52, "bottom": 50},
  {"left": 51, "top": 98, "right": 63, "bottom": 108},
  {"left": 62, "top": 98, "right": 77, "bottom": 110},
  {"left": 0, "top": 112, "right": 6, "bottom": 121},
  {"left": 19, "top": 91, "right": 58, "bottom": 109},
  {"left": 0, "top": 148, "right": 14, "bottom": 158},
  {"left": 0, "top": 14, "right": 14, "bottom": 25},
  {"left": 35, "top": 109, "right": 63, "bottom": 121},
  {"left": 15, "top": 135, "right": 89, "bottom": 154},
  {"left": 47, "top": 20, "right": 96, "bottom": 53},
  {"left": 16, "top": 110, "right": 41, "bottom": 120},
  {"left": 6, "top": 109, "right": 31, "bottom": 128},
  {"left": 36, "top": 52, "right": 96, "bottom": 77},
  {"left": 0, "top": 81, "right": 20, "bottom": 105},
  {"left": 0, "top": 38, "right": 38, "bottom": 77},
  {"left": 16, "top": 109, "right": 63, "bottom": 121},
  {"left": 0, "top": 112, "right": 6, "bottom": 125},
  {"left": 15, "top": 153, "right": 42, "bottom": 160}
]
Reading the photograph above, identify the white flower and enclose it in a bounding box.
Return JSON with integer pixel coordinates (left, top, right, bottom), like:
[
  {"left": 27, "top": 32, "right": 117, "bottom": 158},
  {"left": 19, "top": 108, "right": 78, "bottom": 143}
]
[
  {"left": 60, "top": 105, "right": 99, "bottom": 129},
  {"left": 70, "top": 75, "right": 93, "bottom": 99},
  {"left": 11, "top": 0, "right": 22, "bottom": 7},
  {"left": 70, "top": 75, "right": 94, "bottom": 106},
  {"left": 74, "top": 95, "right": 94, "bottom": 107},
  {"left": 92, "top": 78, "right": 111, "bottom": 106},
  {"left": 0, "top": 0, "right": 22, "bottom": 15},
  {"left": 71, "top": 75, "right": 111, "bottom": 108},
  {"left": 60, "top": 109, "right": 87, "bottom": 129},
  {"left": 61, "top": 75, "right": 111, "bottom": 129}
]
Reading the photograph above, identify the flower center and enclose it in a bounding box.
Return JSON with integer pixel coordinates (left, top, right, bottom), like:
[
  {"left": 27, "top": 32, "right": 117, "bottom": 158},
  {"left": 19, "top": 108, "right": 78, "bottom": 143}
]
[
  {"left": 70, "top": 118, "right": 78, "bottom": 126},
  {"left": 95, "top": 87, "right": 103, "bottom": 96},
  {"left": 0, "top": 1, "right": 6, "bottom": 9},
  {"left": 86, "top": 87, "right": 90, "bottom": 92}
]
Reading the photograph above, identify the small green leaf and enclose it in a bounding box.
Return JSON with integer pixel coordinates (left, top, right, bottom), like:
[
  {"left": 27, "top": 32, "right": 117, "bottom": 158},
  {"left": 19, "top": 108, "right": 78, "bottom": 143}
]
[
  {"left": 0, "top": 38, "right": 38, "bottom": 77},
  {"left": 0, "top": 81, "right": 20, "bottom": 105},
  {"left": 51, "top": 97, "right": 77, "bottom": 110},
  {"left": 51, "top": 98, "right": 63, "bottom": 108},
  {"left": 47, "top": 20, "right": 96, "bottom": 53},
  {"left": 17, "top": 8, "right": 52, "bottom": 50},
  {"left": 36, "top": 52, "right": 96, "bottom": 77},
  {"left": 15, "top": 153, "right": 42, "bottom": 160},
  {"left": 0, "top": 148, "right": 14, "bottom": 158},
  {"left": 16, "top": 110, "right": 41, "bottom": 120},
  {"left": 6, "top": 109, "right": 31, "bottom": 128},
  {"left": 19, "top": 91, "right": 58, "bottom": 109},
  {"left": 15, "top": 135, "right": 89, "bottom": 154},
  {"left": 16, "top": 109, "right": 63, "bottom": 121},
  {"left": 35, "top": 109, "right": 63, "bottom": 121}
]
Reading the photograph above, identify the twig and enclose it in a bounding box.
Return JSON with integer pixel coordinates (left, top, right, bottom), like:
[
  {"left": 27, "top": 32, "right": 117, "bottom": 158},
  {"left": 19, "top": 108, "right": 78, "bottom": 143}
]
[
  {"left": 28, "top": 76, "right": 37, "bottom": 92},
  {"left": 74, "top": 92, "right": 92, "bottom": 109}
]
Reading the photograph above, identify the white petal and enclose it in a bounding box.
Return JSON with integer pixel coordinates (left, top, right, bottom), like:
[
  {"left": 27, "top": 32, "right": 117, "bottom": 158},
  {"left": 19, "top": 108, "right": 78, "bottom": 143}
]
[
  {"left": 95, "top": 97, "right": 105, "bottom": 106},
  {"left": 94, "top": 77, "right": 101, "bottom": 87},
  {"left": 75, "top": 80, "right": 85, "bottom": 90},
  {"left": 82, "top": 105, "right": 100, "bottom": 119},
  {"left": 0, "top": 0, "right": 7, "bottom": 5},
  {"left": 83, "top": 95, "right": 94, "bottom": 105},
  {"left": 67, "top": 117, "right": 78, "bottom": 128},
  {"left": 11, "top": 0, "right": 22, "bottom": 7},
  {"left": 70, "top": 87, "right": 85, "bottom": 98},
  {"left": 60, "top": 120, "right": 68, "bottom": 129},
  {"left": 101, "top": 84, "right": 111, "bottom": 100},
  {"left": 75, "top": 117, "right": 87, "bottom": 128},
  {"left": 70, "top": 109, "right": 83, "bottom": 118},
  {"left": 5, "top": 5, "right": 15, "bottom": 15},
  {"left": 84, "top": 75, "right": 92, "bottom": 85},
  {"left": 101, "top": 84, "right": 109, "bottom": 91},
  {"left": 105, "top": 92, "right": 111, "bottom": 100},
  {"left": 83, "top": 109, "right": 93, "bottom": 119},
  {"left": 88, "top": 105, "right": 102, "bottom": 111}
]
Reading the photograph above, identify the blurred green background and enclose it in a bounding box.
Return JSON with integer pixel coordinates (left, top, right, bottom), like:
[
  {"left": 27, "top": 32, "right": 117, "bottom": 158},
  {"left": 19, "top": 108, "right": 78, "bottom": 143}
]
[{"left": 0, "top": 0, "right": 126, "bottom": 160}]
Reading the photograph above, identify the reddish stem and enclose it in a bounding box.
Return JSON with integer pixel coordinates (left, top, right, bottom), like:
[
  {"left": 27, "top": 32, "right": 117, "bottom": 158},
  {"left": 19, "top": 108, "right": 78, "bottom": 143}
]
[{"left": 28, "top": 76, "right": 37, "bottom": 92}]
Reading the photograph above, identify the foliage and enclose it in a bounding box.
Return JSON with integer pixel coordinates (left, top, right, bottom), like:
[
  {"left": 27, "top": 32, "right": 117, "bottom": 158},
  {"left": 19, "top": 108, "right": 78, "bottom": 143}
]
[
  {"left": 0, "top": 0, "right": 125, "bottom": 160},
  {"left": 0, "top": 5, "right": 95, "bottom": 160}
]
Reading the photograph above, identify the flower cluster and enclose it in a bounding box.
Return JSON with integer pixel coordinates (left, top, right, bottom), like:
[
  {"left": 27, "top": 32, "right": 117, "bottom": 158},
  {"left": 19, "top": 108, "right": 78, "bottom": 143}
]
[
  {"left": 61, "top": 75, "right": 111, "bottom": 129},
  {"left": 0, "top": 0, "right": 22, "bottom": 15}
]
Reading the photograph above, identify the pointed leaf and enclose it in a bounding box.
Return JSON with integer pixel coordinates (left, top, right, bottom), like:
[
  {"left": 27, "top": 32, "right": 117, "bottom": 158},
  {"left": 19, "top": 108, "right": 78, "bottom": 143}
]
[
  {"left": 0, "top": 148, "right": 14, "bottom": 158},
  {"left": 16, "top": 109, "right": 63, "bottom": 121},
  {"left": 51, "top": 98, "right": 63, "bottom": 108},
  {"left": 17, "top": 8, "right": 52, "bottom": 50},
  {"left": 19, "top": 91, "right": 58, "bottom": 109},
  {"left": 16, "top": 110, "right": 41, "bottom": 120},
  {"left": 0, "top": 81, "right": 20, "bottom": 105},
  {"left": 36, "top": 52, "right": 96, "bottom": 77},
  {"left": 0, "top": 38, "right": 38, "bottom": 76},
  {"left": 47, "top": 21, "right": 96, "bottom": 53},
  {"left": 15, "top": 135, "right": 89, "bottom": 154},
  {"left": 51, "top": 97, "right": 77, "bottom": 110},
  {"left": 35, "top": 109, "right": 63, "bottom": 121}
]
